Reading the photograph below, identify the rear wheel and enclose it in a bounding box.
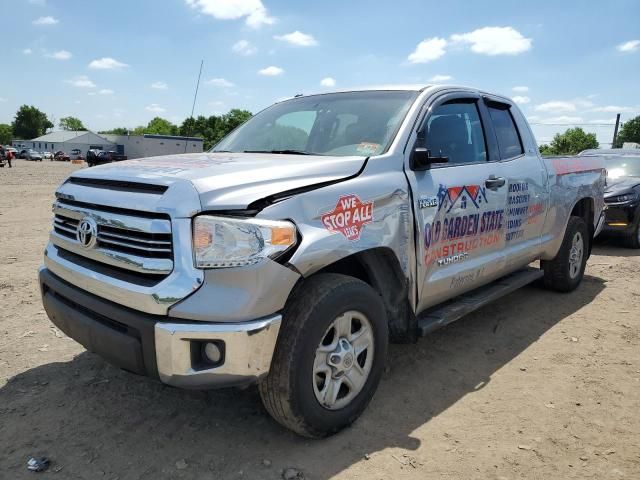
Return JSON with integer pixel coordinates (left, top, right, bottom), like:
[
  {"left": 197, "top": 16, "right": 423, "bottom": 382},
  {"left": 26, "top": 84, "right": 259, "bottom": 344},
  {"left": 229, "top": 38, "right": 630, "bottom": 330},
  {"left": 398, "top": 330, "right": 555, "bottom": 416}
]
[
  {"left": 259, "top": 273, "right": 388, "bottom": 438},
  {"left": 542, "top": 216, "right": 589, "bottom": 292}
]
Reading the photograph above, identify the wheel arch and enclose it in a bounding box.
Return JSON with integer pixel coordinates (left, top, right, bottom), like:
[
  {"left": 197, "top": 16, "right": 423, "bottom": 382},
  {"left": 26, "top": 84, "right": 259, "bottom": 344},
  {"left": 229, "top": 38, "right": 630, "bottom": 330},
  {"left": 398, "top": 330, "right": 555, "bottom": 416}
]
[
  {"left": 294, "top": 247, "right": 416, "bottom": 343},
  {"left": 570, "top": 196, "right": 595, "bottom": 257}
]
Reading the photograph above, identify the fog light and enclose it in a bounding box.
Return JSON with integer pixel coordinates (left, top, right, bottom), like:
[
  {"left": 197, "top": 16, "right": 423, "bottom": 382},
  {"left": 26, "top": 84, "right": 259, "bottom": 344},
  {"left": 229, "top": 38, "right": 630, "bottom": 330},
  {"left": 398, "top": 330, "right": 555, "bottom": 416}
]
[
  {"left": 204, "top": 342, "right": 222, "bottom": 363},
  {"left": 190, "top": 340, "right": 225, "bottom": 370}
]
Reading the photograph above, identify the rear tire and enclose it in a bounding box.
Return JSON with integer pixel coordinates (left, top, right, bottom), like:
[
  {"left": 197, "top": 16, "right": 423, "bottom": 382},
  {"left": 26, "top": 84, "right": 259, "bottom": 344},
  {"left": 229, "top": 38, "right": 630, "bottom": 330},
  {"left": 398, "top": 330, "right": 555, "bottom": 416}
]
[
  {"left": 259, "top": 273, "right": 388, "bottom": 438},
  {"left": 541, "top": 216, "right": 589, "bottom": 292}
]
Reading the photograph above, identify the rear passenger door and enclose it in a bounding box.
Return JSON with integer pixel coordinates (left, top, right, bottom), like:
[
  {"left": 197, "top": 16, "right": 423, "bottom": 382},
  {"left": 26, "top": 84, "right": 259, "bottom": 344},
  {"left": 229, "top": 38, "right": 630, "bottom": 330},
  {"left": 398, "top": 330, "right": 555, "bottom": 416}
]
[
  {"left": 406, "top": 92, "right": 510, "bottom": 312},
  {"left": 483, "top": 97, "right": 548, "bottom": 266}
]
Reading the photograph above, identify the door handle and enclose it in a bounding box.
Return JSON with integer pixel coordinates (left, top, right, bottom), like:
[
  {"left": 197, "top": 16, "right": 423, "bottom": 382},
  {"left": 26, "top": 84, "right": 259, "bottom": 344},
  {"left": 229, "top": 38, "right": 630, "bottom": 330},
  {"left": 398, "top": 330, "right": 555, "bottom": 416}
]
[{"left": 485, "top": 176, "right": 506, "bottom": 190}]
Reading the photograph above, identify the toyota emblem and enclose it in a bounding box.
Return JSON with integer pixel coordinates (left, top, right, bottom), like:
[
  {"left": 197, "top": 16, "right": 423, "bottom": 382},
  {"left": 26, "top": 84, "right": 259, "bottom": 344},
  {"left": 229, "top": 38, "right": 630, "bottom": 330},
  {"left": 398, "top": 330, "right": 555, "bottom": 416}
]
[{"left": 76, "top": 217, "right": 98, "bottom": 249}]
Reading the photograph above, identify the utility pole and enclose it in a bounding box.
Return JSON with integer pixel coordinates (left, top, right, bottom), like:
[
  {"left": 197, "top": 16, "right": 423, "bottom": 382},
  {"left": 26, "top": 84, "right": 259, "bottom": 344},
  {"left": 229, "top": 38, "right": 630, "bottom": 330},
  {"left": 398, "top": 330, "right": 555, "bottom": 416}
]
[{"left": 612, "top": 113, "right": 621, "bottom": 148}]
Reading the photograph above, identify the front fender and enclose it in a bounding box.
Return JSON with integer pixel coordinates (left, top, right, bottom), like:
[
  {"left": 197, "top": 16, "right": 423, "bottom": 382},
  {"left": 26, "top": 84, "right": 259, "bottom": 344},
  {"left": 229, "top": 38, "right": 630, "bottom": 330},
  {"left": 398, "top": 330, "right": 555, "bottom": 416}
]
[{"left": 257, "top": 157, "right": 414, "bottom": 286}]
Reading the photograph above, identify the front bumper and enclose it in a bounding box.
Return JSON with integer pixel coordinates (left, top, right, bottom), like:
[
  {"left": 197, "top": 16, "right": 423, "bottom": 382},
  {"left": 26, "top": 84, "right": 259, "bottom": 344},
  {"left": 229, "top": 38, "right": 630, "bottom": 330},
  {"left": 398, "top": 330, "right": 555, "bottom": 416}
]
[
  {"left": 602, "top": 201, "right": 639, "bottom": 235},
  {"left": 40, "top": 267, "right": 281, "bottom": 389}
]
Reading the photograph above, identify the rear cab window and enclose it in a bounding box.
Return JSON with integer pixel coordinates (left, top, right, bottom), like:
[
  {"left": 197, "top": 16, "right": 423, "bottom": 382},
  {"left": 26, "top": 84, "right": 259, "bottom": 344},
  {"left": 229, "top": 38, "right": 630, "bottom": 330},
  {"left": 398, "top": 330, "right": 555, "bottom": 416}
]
[{"left": 486, "top": 102, "right": 524, "bottom": 160}]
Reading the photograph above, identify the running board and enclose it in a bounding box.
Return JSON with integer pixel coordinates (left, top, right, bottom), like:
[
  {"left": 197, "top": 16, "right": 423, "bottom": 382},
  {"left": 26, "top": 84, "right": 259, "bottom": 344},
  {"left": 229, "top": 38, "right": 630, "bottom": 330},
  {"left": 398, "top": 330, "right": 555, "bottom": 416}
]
[{"left": 417, "top": 267, "right": 544, "bottom": 337}]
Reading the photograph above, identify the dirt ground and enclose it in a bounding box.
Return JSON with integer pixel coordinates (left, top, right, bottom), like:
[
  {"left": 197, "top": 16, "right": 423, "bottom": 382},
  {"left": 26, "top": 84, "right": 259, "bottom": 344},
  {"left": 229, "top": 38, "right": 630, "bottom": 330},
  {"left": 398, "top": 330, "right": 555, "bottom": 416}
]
[{"left": 0, "top": 160, "right": 638, "bottom": 480}]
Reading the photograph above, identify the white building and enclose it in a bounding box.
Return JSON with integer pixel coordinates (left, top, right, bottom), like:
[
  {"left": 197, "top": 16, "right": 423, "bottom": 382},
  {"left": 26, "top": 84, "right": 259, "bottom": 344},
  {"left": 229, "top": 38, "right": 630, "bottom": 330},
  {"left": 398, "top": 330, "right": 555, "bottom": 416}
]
[
  {"left": 101, "top": 134, "right": 204, "bottom": 158},
  {"left": 13, "top": 131, "right": 115, "bottom": 154},
  {"left": 13, "top": 131, "right": 204, "bottom": 159}
]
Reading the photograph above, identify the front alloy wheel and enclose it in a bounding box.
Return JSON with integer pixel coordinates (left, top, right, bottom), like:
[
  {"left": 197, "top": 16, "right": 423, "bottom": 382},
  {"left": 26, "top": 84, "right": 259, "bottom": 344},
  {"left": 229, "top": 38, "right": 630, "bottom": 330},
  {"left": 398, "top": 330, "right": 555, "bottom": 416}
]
[{"left": 313, "top": 311, "right": 374, "bottom": 410}]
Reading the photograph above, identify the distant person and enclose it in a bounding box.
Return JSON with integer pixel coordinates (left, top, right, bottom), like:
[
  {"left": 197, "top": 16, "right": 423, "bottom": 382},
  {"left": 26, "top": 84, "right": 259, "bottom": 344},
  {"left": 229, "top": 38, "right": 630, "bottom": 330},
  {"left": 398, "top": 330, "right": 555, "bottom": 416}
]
[{"left": 6, "top": 148, "right": 13, "bottom": 168}]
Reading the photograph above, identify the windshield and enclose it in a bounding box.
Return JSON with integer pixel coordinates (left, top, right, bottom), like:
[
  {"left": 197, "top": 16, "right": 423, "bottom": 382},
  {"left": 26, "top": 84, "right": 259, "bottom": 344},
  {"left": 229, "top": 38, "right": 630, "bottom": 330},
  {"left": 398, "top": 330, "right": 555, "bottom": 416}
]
[
  {"left": 213, "top": 90, "right": 418, "bottom": 157},
  {"left": 605, "top": 155, "right": 640, "bottom": 178}
]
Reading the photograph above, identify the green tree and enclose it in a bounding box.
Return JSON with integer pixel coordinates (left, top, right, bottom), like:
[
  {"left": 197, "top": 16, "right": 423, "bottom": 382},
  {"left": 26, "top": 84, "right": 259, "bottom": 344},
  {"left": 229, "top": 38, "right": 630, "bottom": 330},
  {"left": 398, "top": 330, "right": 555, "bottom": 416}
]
[
  {"left": 0, "top": 124, "right": 12, "bottom": 144},
  {"left": 223, "top": 109, "right": 252, "bottom": 133},
  {"left": 614, "top": 115, "right": 640, "bottom": 147},
  {"left": 179, "top": 109, "right": 252, "bottom": 149},
  {"left": 98, "top": 127, "right": 129, "bottom": 135},
  {"left": 59, "top": 116, "right": 87, "bottom": 131},
  {"left": 539, "top": 127, "right": 599, "bottom": 155},
  {"left": 145, "top": 117, "right": 179, "bottom": 136},
  {"left": 11, "top": 105, "right": 54, "bottom": 139}
]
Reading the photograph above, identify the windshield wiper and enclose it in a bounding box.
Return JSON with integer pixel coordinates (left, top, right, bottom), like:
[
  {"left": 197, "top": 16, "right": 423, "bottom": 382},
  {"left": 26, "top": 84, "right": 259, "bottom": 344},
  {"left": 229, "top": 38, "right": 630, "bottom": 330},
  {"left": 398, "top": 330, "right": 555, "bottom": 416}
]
[{"left": 243, "top": 149, "right": 317, "bottom": 155}]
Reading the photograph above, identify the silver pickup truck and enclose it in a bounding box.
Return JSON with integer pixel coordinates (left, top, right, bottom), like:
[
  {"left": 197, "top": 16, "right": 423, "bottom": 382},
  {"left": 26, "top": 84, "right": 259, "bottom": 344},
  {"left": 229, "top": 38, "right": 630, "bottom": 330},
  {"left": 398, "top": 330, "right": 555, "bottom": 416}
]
[{"left": 40, "top": 85, "right": 606, "bottom": 437}]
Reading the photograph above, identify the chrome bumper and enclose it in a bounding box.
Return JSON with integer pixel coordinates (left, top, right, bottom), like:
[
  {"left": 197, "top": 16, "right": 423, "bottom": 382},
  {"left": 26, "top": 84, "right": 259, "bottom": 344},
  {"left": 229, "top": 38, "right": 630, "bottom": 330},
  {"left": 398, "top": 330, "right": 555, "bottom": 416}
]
[{"left": 155, "top": 315, "right": 281, "bottom": 388}]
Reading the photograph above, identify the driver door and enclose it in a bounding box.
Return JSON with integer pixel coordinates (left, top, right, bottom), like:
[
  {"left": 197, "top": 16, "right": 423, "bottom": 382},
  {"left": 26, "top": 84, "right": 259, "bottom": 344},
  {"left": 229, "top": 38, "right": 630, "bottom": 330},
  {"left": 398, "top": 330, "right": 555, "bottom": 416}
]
[{"left": 405, "top": 92, "right": 510, "bottom": 312}]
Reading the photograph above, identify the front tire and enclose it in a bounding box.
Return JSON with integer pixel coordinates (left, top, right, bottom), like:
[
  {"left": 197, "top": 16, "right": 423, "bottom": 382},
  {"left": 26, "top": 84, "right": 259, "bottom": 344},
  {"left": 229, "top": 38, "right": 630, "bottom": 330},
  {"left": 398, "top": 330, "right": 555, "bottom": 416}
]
[
  {"left": 259, "top": 273, "right": 388, "bottom": 438},
  {"left": 542, "top": 216, "right": 589, "bottom": 292},
  {"left": 624, "top": 220, "right": 640, "bottom": 249}
]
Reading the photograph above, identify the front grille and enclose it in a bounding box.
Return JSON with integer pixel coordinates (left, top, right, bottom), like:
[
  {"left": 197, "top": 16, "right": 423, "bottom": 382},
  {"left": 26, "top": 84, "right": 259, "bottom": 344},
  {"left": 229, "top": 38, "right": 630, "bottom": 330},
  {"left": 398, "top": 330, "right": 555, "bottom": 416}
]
[
  {"left": 54, "top": 213, "right": 172, "bottom": 259},
  {"left": 50, "top": 201, "right": 174, "bottom": 277}
]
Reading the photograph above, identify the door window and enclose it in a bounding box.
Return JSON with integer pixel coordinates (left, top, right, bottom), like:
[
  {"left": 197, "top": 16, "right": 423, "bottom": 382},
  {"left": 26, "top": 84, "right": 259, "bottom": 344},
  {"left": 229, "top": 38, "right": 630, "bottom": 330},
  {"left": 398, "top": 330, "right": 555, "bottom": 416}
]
[
  {"left": 487, "top": 105, "right": 523, "bottom": 159},
  {"left": 425, "top": 102, "right": 487, "bottom": 165}
]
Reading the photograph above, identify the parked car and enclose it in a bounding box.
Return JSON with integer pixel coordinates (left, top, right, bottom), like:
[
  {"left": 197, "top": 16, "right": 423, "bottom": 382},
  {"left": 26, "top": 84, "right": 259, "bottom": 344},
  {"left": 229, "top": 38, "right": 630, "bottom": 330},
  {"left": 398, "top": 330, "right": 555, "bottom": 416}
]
[
  {"left": 18, "top": 149, "right": 28, "bottom": 159},
  {"left": 24, "top": 149, "right": 43, "bottom": 161},
  {"left": 580, "top": 149, "right": 640, "bottom": 247},
  {"left": 87, "top": 150, "right": 127, "bottom": 167},
  {"left": 43, "top": 151, "right": 54, "bottom": 160},
  {"left": 54, "top": 151, "right": 70, "bottom": 162},
  {"left": 40, "top": 85, "right": 606, "bottom": 437},
  {"left": 69, "top": 148, "right": 84, "bottom": 160}
]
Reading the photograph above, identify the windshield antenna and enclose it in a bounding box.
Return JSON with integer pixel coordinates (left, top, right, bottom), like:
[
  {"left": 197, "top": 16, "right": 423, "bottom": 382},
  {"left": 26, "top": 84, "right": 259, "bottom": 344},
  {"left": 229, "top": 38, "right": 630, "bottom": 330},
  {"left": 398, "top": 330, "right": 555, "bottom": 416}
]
[{"left": 184, "top": 59, "right": 204, "bottom": 154}]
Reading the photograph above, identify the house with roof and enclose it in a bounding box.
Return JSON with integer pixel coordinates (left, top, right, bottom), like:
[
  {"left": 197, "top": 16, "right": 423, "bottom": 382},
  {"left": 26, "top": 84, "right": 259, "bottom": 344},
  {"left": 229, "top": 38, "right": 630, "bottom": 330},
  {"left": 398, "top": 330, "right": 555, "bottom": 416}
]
[
  {"left": 12, "top": 130, "right": 203, "bottom": 159},
  {"left": 12, "top": 131, "right": 116, "bottom": 155}
]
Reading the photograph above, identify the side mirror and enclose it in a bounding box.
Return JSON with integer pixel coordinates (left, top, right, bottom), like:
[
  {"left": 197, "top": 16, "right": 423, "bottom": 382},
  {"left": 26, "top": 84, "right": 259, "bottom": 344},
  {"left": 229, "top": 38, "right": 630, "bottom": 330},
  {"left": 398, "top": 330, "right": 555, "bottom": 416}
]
[{"left": 410, "top": 146, "right": 449, "bottom": 171}]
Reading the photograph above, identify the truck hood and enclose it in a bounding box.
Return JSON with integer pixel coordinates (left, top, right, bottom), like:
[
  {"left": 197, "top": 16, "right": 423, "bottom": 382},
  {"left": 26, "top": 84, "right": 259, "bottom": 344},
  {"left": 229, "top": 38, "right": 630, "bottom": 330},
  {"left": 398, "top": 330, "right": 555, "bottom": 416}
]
[{"left": 70, "top": 152, "right": 367, "bottom": 210}]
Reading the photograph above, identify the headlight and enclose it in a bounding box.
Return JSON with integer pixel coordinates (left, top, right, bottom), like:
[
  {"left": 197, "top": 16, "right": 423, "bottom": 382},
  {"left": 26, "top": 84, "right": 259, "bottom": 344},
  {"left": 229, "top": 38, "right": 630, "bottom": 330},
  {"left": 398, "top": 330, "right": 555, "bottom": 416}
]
[
  {"left": 605, "top": 193, "right": 639, "bottom": 204},
  {"left": 193, "top": 215, "right": 297, "bottom": 268}
]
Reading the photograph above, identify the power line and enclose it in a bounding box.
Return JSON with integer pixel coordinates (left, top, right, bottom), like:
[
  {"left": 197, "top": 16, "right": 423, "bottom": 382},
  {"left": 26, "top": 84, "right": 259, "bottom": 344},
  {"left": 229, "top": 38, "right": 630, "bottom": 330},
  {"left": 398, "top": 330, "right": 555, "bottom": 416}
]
[{"left": 529, "top": 123, "right": 615, "bottom": 127}]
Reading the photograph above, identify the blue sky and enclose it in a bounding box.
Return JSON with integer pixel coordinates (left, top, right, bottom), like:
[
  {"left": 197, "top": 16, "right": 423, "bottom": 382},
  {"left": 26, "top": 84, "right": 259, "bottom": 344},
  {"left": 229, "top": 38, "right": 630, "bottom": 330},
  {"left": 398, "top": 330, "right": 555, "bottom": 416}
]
[{"left": 2, "top": 0, "right": 639, "bottom": 146}]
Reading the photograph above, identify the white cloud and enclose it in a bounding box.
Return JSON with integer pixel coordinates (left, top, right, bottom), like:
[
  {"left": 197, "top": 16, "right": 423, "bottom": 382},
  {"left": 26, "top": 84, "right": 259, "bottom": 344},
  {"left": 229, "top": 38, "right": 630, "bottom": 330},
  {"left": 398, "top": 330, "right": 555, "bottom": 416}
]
[
  {"left": 451, "top": 26, "right": 532, "bottom": 55},
  {"left": 0, "top": 97, "right": 7, "bottom": 102},
  {"left": 89, "top": 57, "right": 129, "bottom": 69},
  {"left": 274, "top": 31, "right": 318, "bottom": 47},
  {"left": 206, "top": 78, "right": 235, "bottom": 87},
  {"left": 232, "top": 40, "right": 257, "bottom": 55},
  {"left": 145, "top": 104, "right": 165, "bottom": 113},
  {"left": 534, "top": 101, "right": 577, "bottom": 113},
  {"left": 429, "top": 74, "right": 452, "bottom": 82},
  {"left": 258, "top": 66, "right": 284, "bottom": 76},
  {"left": 151, "top": 81, "right": 168, "bottom": 90},
  {"left": 589, "top": 118, "right": 616, "bottom": 124},
  {"left": 320, "top": 77, "right": 336, "bottom": 87},
  {"left": 32, "top": 16, "right": 58, "bottom": 25},
  {"left": 591, "top": 105, "right": 633, "bottom": 113},
  {"left": 617, "top": 40, "right": 640, "bottom": 52},
  {"left": 512, "top": 86, "right": 529, "bottom": 93},
  {"left": 23, "top": 48, "right": 33, "bottom": 55},
  {"left": 98, "top": 89, "right": 114, "bottom": 95},
  {"left": 46, "top": 50, "right": 72, "bottom": 60},
  {"left": 65, "top": 75, "right": 96, "bottom": 88},
  {"left": 512, "top": 96, "right": 531, "bottom": 105},
  {"left": 185, "top": 0, "right": 275, "bottom": 28},
  {"left": 541, "top": 116, "right": 584, "bottom": 124},
  {"left": 407, "top": 37, "right": 447, "bottom": 63}
]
